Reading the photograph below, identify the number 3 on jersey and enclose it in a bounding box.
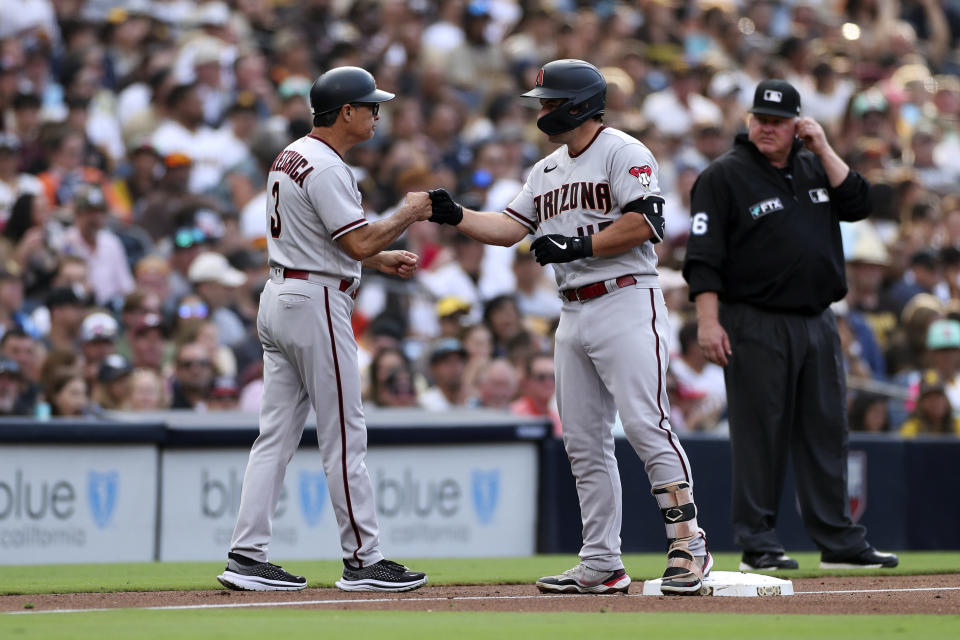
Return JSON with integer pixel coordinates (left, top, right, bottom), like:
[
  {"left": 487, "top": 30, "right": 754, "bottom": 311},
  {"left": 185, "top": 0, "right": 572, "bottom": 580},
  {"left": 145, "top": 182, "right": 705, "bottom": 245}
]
[{"left": 270, "top": 181, "right": 282, "bottom": 238}]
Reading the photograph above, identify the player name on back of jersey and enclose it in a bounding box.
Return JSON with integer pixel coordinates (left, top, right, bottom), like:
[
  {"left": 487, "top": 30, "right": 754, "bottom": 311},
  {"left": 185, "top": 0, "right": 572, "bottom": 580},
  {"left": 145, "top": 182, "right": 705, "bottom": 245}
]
[
  {"left": 534, "top": 181, "right": 612, "bottom": 223},
  {"left": 271, "top": 149, "right": 315, "bottom": 187}
]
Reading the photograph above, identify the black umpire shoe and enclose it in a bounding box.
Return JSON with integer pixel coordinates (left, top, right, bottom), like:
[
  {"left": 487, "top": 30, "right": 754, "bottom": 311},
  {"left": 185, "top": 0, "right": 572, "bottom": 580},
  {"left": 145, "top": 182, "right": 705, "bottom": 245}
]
[
  {"left": 820, "top": 547, "right": 899, "bottom": 569},
  {"left": 217, "top": 552, "right": 307, "bottom": 591},
  {"left": 335, "top": 559, "right": 428, "bottom": 592},
  {"left": 739, "top": 551, "right": 799, "bottom": 571}
]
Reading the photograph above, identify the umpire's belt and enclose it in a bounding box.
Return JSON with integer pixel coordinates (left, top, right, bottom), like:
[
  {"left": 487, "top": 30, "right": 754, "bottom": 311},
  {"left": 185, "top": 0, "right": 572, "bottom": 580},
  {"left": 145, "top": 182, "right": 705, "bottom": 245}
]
[
  {"left": 273, "top": 267, "right": 358, "bottom": 299},
  {"left": 561, "top": 275, "right": 637, "bottom": 303}
]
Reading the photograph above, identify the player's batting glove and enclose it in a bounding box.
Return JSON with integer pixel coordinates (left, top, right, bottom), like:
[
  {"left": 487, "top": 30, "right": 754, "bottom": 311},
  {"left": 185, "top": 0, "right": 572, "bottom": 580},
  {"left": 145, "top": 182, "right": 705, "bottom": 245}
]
[
  {"left": 428, "top": 188, "right": 463, "bottom": 225},
  {"left": 530, "top": 234, "right": 592, "bottom": 265}
]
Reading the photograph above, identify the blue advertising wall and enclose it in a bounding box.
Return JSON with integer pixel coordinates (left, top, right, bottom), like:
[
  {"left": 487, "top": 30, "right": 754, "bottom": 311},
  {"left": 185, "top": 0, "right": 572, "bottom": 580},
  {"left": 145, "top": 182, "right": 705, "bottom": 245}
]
[{"left": 537, "top": 434, "right": 956, "bottom": 553}]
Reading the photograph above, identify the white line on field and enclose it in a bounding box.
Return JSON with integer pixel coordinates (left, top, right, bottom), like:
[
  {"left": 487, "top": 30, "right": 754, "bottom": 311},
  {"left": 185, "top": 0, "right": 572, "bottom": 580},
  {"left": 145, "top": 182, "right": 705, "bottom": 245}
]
[
  {"left": 794, "top": 586, "right": 960, "bottom": 595},
  {"left": 6, "top": 586, "right": 960, "bottom": 615}
]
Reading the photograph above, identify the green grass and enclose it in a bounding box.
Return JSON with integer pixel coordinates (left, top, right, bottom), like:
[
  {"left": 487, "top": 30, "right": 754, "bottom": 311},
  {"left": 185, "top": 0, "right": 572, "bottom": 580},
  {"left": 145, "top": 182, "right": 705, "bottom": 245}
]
[
  {"left": 1, "top": 610, "right": 958, "bottom": 640},
  {"left": 0, "top": 551, "right": 957, "bottom": 595}
]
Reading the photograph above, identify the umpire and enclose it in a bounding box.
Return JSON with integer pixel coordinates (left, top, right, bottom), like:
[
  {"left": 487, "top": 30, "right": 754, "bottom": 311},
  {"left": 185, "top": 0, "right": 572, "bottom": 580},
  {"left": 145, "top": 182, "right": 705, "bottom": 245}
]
[{"left": 682, "top": 79, "right": 898, "bottom": 571}]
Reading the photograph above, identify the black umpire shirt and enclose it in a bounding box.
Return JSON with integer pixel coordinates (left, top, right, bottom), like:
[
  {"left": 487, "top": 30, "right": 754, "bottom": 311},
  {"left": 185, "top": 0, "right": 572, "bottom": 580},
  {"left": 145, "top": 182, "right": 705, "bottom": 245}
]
[{"left": 683, "top": 133, "right": 872, "bottom": 315}]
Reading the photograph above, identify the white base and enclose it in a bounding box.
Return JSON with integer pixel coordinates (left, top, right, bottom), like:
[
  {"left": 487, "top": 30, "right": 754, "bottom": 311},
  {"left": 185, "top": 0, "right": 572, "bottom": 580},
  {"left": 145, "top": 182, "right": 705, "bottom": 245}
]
[{"left": 642, "top": 570, "right": 793, "bottom": 597}]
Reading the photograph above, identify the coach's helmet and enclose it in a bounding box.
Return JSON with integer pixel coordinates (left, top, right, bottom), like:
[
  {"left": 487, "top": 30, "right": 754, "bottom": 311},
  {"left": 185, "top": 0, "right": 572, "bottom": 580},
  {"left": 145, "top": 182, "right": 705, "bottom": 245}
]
[
  {"left": 522, "top": 59, "right": 606, "bottom": 135},
  {"left": 309, "top": 66, "right": 395, "bottom": 119}
]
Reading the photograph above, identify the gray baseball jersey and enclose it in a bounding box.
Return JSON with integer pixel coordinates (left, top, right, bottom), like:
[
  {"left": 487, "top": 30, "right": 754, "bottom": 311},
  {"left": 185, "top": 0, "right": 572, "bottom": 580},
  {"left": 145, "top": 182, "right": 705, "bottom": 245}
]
[
  {"left": 508, "top": 126, "right": 705, "bottom": 570},
  {"left": 229, "top": 134, "right": 385, "bottom": 568},
  {"left": 265, "top": 135, "right": 368, "bottom": 280},
  {"left": 504, "top": 127, "right": 663, "bottom": 290}
]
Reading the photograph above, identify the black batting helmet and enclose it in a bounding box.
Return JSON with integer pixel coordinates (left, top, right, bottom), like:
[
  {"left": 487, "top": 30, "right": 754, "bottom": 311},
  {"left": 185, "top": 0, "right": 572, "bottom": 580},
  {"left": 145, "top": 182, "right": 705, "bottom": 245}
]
[
  {"left": 309, "top": 66, "right": 395, "bottom": 117},
  {"left": 521, "top": 59, "right": 606, "bottom": 135}
]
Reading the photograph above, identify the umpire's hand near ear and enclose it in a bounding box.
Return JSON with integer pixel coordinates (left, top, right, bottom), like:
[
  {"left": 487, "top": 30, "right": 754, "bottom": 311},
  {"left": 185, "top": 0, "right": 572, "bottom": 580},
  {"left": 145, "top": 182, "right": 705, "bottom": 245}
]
[{"left": 530, "top": 234, "right": 593, "bottom": 265}]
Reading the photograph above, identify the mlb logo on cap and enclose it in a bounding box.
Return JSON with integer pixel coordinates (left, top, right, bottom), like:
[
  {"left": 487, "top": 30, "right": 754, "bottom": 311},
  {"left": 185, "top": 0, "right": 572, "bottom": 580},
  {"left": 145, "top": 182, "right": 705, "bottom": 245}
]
[
  {"left": 750, "top": 79, "right": 801, "bottom": 118},
  {"left": 763, "top": 89, "right": 783, "bottom": 102}
]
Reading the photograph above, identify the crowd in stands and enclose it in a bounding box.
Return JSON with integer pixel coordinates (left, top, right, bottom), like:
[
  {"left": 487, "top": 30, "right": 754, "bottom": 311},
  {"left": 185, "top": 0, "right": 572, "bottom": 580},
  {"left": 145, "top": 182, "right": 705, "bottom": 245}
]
[{"left": 0, "top": 0, "right": 958, "bottom": 436}]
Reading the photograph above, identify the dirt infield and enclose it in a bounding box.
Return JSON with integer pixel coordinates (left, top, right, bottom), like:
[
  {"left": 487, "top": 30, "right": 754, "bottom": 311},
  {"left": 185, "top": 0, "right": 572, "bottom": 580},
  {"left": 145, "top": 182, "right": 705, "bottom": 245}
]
[{"left": 3, "top": 575, "right": 959, "bottom": 615}]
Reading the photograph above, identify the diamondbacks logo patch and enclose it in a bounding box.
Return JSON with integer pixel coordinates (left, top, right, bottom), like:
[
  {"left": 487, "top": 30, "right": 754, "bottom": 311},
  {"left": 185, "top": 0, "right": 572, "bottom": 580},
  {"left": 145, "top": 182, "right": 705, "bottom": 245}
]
[
  {"left": 748, "top": 197, "right": 784, "bottom": 219},
  {"left": 629, "top": 165, "right": 652, "bottom": 190},
  {"left": 809, "top": 188, "right": 830, "bottom": 203}
]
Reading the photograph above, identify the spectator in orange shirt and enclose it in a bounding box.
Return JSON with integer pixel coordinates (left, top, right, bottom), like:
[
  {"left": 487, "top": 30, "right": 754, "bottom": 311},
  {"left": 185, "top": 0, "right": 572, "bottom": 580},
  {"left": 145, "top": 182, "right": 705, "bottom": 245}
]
[{"left": 511, "top": 352, "right": 561, "bottom": 436}]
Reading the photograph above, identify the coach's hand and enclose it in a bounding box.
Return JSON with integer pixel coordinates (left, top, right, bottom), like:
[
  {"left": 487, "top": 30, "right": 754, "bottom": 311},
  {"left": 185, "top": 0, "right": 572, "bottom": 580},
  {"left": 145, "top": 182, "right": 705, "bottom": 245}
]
[
  {"left": 428, "top": 189, "right": 463, "bottom": 225},
  {"left": 530, "top": 234, "right": 592, "bottom": 265}
]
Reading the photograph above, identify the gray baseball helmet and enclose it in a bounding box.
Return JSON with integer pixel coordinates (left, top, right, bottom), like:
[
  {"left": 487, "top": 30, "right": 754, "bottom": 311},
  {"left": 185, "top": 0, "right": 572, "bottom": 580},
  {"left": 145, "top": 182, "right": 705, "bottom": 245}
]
[{"left": 309, "top": 66, "right": 395, "bottom": 116}]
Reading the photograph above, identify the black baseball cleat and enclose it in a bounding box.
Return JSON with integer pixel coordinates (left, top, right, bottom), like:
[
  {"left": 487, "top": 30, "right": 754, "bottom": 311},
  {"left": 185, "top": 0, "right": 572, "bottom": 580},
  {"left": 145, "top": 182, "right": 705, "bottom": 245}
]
[
  {"left": 335, "top": 559, "right": 428, "bottom": 592},
  {"left": 217, "top": 552, "right": 307, "bottom": 591},
  {"left": 820, "top": 547, "right": 899, "bottom": 569},
  {"left": 739, "top": 551, "right": 799, "bottom": 571}
]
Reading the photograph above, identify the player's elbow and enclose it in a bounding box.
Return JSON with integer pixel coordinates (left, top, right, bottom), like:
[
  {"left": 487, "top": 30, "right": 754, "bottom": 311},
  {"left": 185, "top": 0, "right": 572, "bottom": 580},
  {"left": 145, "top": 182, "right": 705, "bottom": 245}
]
[{"left": 337, "top": 236, "right": 370, "bottom": 261}]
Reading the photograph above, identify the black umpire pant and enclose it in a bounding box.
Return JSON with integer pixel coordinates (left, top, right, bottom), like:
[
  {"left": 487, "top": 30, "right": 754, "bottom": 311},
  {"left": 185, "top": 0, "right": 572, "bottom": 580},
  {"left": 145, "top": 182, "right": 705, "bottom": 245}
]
[{"left": 719, "top": 302, "right": 868, "bottom": 555}]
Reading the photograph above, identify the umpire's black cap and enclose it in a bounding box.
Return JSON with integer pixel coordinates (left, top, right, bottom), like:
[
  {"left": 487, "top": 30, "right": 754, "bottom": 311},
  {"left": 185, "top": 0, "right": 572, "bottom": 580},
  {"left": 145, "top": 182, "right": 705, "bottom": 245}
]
[
  {"left": 749, "top": 79, "right": 801, "bottom": 119},
  {"left": 309, "top": 67, "right": 395, "bottom": 116}
]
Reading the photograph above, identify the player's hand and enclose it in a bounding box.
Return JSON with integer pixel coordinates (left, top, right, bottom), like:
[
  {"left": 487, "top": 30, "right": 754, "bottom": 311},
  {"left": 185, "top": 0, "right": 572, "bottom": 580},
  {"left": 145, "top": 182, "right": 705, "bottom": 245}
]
[
  {"left": 697, "top": 319, "right": 731, "bottom": 367},
  {"left": 370, "top": 250, "right": 419, "bottom": 278},
  {"left": 796, "top": 117, "right": 828, "bottom": 156},
  {"left": 428, "top": 188, "right": 463, "bottom": 225},
  {"left": 403, "top": 191, "right": 432, "bottom": 221},
  {"left": 530, "top": 234, "right": 592, "bottom": 265}
]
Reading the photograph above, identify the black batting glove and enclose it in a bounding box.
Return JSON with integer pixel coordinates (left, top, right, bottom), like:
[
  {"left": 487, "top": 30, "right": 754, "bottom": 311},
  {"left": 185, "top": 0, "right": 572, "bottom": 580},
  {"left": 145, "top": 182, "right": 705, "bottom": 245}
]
[
  {"left": 530, "top": 234, "right": 592, "bottom": 265},
  {"left": 428, "top": 188, "right": 463, "bottom": 225}
]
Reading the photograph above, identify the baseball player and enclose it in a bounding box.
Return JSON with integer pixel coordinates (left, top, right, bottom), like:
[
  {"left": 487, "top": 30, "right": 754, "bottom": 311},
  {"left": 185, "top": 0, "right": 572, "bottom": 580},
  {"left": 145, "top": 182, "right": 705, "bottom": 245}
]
[
  {"left": 428, "top": 59, "right": 711, "bottom": 595},
  {"left": 217, "top": 67, "right": 430, "bottom": 592}
]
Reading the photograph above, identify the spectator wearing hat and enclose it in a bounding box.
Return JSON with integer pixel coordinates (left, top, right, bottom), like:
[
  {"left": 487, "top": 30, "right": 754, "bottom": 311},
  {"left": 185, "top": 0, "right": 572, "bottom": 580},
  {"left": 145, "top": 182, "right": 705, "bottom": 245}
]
[
  {"left": 900, "top": 369, "right": 960, "bottom": 437},
  {"left": 61, "top": 183, "right": 135, "bottom": 306},
  {"left": 435, "top": 296, "right": 472, "bottom": 338},
  {"left": 0, "top": 357, "right": 25, "bottom": 416},
  {"left": 170, "top": 340, "right": 215, "bottom": 409},
  {"left": 41, "top": 285, "right": 91, "bottom": 352},
  {"left": 920, "top": 318, "right": 960, "bottom": 411},
  {"left": 187, "top": 251, "right": 247, "bottom": 349},
  {"left": 207, "top": 376, "right": 240, "bottom": 411},
  {"left": 844, "top": 223, "right": 897, "bottom": 352},
  {"left": 93, "top": 353, "right": 133, "bottom": 411},
  {"left": 0, "top": 328, "right": 42, "bottom": 415},
  {"left": 129, "top": 312, "right": 168, "bottom": 371},
  {"left": 78, "top": 310, "right": 119, "bottom": 386},
  {"left": 419, "top": 338, "right": 468, "bottom": 411}
]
